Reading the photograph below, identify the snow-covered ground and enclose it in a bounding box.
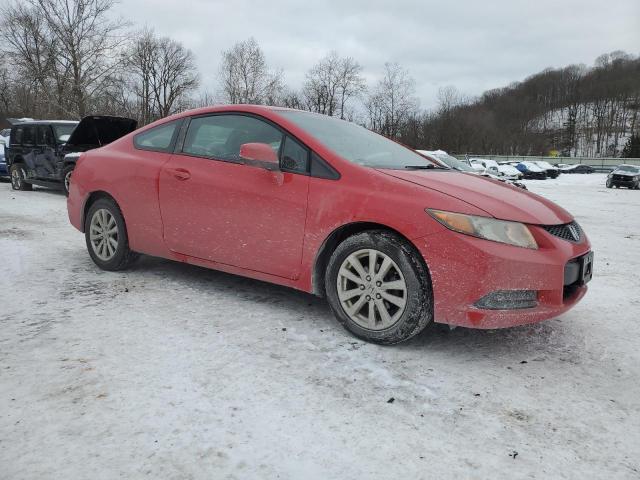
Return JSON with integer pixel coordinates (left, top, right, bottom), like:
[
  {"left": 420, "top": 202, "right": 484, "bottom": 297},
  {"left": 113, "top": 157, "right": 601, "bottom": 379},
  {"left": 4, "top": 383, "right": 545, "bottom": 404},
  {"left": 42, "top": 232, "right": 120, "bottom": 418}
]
[{"left": 1, "top": 174, "right": 639, "bottom": 479}]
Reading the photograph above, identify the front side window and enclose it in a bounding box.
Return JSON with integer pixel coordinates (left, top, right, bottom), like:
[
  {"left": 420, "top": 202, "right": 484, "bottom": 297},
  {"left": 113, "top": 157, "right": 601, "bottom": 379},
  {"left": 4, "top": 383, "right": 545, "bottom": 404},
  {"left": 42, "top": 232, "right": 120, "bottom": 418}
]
[
  {"left": 37, "top": 126, "right": 55, "bottom": 146},
  {"left": 134, "top": 120, "right": 180, "bottom": 152},
  {"left": 182, "top": 114, "right": 282, "bottom": 163},
  {"left": 281, "top": 136, "right": 309, "bottom": 173}
]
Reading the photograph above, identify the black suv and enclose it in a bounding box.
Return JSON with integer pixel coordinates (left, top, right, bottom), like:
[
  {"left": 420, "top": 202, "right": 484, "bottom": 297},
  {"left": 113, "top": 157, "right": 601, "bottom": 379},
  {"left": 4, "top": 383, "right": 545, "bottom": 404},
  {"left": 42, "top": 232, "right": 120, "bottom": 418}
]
[
  {"left": 7, "top": 116, "right": 137, "bottom": 195},
  {"left": 606, "top": 164, "right": 640, "bottom": 189}
]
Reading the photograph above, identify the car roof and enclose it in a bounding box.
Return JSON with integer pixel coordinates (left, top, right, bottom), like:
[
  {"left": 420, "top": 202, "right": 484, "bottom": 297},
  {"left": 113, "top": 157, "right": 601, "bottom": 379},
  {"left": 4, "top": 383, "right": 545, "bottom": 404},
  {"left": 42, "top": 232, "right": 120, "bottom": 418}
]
[{"left": 13, "top": 120, "right": 79, "bottom": 126}]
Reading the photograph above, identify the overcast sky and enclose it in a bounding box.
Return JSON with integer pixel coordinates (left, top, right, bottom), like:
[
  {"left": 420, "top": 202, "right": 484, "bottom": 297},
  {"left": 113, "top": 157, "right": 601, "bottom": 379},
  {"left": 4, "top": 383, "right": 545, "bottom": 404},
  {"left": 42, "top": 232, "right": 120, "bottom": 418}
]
[{"left": 114, "top": 0, "right": 639, "bottom": 109}]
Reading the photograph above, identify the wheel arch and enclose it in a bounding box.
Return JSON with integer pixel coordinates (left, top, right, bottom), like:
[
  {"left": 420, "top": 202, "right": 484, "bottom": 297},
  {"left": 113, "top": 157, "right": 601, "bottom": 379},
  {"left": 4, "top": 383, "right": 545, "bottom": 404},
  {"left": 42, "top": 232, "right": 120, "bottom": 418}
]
[
  {"left": 81, "top": 191, "right": 120, "bottom": 233},
  {"left": 10, "top": 155, "right": 25, "bottom": 165},
  {"left": 311, "top": 221, "right": 428, "bottom": 297}
]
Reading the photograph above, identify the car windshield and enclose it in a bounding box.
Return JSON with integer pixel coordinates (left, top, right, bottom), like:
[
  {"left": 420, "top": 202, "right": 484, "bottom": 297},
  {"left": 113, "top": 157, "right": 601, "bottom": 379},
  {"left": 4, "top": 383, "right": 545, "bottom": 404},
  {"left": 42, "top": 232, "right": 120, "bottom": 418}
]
[
  {"left": 277, "top": 110, "right": 439, "bottom": 169},
  {"left": 616, "top": 165, "right": 639, "bottom": 173},
  {"left": 52, "top": 123, "right": 78, "bottom": 143}
]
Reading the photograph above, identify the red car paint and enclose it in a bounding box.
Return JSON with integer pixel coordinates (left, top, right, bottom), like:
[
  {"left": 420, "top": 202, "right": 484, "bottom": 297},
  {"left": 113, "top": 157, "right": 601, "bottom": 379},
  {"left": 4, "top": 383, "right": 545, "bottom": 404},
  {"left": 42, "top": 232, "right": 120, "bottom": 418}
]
[{"left": 67, "top": 105, "right": 591, "bottom": 328}]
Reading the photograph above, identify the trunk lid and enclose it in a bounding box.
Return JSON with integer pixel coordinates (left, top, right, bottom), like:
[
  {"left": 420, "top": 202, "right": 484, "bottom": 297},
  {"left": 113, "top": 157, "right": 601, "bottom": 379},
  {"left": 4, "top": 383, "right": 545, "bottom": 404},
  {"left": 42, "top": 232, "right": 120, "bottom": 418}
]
[{"left": 65, "top": 116, "right": 137, "bottom": 150}]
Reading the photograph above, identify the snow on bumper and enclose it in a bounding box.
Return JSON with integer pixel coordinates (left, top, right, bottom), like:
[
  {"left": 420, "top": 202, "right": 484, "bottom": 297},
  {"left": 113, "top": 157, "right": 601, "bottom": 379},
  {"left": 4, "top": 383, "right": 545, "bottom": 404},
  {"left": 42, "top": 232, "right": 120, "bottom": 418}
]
[{"left": 416, "top": 225, "right": 591, "bottom": 328}]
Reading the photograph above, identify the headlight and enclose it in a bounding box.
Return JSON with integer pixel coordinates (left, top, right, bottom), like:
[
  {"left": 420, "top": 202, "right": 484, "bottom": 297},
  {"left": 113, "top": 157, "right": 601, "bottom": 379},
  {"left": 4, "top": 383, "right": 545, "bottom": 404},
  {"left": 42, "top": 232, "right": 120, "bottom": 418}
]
[{"left": 427, "top": 209, "right": 538, "bottom": 249}]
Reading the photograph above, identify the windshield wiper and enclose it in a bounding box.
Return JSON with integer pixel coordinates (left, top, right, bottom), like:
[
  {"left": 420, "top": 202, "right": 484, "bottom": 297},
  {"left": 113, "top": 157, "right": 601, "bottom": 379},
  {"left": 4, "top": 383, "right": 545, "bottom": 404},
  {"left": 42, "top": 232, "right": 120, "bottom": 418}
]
[{"left": 404, "top": 164, "right": 444, "bottom": 170}]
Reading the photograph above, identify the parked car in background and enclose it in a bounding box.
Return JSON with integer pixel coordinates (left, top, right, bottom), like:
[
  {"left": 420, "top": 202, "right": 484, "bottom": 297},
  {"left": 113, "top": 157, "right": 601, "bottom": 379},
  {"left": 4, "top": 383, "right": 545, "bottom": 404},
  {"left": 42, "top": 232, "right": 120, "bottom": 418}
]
[
  {"left": 557, "top": 164, "right": 595, "bottom": 174},
  {"left": 511, "top": 161, "right": 547, "bottom": 179},
  {"left": 0, "top": 128, "right": 10, "bottom": 147},
  {"left": 468, "top": 160, "right": 487, "bottom": 173},
  {"left": 469, "top": 158, "right": 501, "bottom": 175},
  {"left": 0, "top": 143, "right": 7, "bottom": 178},
  {"left": 68, "top": 105, "right": 592, "bottom": 344},
  {"left": 7, "top": 116, "right": 136, "bottom": 195},
  {"left": 496, "top": 163, "right": 524, "bottom": 180},
  {"left": 470, "top": 158, "right": 525, "bottom": 181},
  {"left": 532, "top": 160, "right": 560, "bottom": 178},
  {"left": 418, "top": 150, "right": 476, "bottom": 172},
  {"left": 606, "top": 165, "right": 640, "bottom": 189},
  {"left": 417, "top": 150, "right": 527, "bottom": 189}
]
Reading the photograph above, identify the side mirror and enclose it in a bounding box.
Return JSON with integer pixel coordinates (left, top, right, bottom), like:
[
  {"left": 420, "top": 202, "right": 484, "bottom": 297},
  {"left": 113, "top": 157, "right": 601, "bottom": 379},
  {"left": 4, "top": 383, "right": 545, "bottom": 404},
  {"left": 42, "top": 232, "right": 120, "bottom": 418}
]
[{"left": 239, "top": 143, "right": 279, "bottom": 171}]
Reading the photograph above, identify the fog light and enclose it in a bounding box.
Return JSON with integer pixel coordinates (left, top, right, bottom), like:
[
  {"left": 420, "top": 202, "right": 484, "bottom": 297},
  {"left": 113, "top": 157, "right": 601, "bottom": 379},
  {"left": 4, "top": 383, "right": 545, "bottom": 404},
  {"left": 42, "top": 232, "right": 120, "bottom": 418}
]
[{"left": 475, "top": 290, "right": 537, "bottom": 310}]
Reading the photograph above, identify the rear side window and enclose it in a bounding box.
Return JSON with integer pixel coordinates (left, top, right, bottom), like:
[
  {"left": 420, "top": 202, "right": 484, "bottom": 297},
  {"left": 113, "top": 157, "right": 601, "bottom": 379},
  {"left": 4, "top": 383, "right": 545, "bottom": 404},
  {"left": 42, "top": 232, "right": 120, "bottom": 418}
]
[
  {"left": 22, "top": 126, "right": 35, "bottom": 146},
  {"left": 182, "top": 115, "right": 282, "bottom": 162},
  {"left": 281, "top": 136, "right": 309, "bottom": 173},
  {"left": 12, "top": 126, "right": 24, "bottom": 146},
  {"left": 134, "top": 120, "right": 180, "bottom": 152}
]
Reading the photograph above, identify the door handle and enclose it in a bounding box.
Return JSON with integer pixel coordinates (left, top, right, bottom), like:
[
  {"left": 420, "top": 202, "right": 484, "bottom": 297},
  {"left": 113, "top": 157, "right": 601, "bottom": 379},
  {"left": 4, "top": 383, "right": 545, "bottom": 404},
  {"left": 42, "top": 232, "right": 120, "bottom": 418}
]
[{"left": 170, "top": 168, "right": 191, "bottom": 181}]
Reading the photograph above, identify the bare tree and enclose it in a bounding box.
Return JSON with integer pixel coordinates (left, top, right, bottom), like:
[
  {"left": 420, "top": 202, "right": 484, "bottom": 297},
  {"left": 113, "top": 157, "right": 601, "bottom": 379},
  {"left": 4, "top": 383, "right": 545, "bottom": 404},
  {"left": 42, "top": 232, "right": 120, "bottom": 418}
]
[
  {"left": 128, "top": 29, "right": 157, "bottom": 125},
  {"left": 437, "top": 85, "right": 462, "bottom": 115},
  {"left": 126, "top": 30, "right": 199, "bottom": 123},
  {"left": 366, "top": 62, "right": 418, "bottom": 139},
  {"left": 219, "top": 37, "right": 283, "bottom": 105},
  {"left": 0, "top": 2, "right": 72, "bottom": 117},
  {"left": 29, "top": 0, "right": 129, "bottom": 117},
  {"left": 0, "top": 66, "right": 12, "bottom": 114},
  {"left": 302, "top": 51, "right": 366, "bottom": 118},
  {"left": 149, "top": 36, "right": 199, "bottom": 118}
]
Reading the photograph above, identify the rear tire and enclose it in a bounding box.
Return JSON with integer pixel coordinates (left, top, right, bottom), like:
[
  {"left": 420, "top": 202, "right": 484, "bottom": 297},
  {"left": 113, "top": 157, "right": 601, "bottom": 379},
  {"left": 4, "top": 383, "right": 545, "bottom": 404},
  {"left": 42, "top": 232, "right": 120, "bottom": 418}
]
[
  {"left": 84, "top": 197, "right": 138, "bottom": 271},
  {"left": 10, "top": 164, "right": 33, "bottom": 191},
  {"left": 324, "top": 230, "right": 433, "bottom": 345},
  {"left": 62, "top": 164, "right": 74, "bottom": 196}
]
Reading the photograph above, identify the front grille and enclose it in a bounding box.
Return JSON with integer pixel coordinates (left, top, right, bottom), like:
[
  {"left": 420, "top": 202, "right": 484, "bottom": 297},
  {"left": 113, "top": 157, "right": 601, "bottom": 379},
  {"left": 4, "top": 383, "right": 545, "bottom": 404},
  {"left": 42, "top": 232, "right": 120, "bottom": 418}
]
[
  {"left": 543, "top": 221, "right": 582, "bottom": 243},
  {"left": 612, "top": 175, "right": 630, "bottom": 181}
]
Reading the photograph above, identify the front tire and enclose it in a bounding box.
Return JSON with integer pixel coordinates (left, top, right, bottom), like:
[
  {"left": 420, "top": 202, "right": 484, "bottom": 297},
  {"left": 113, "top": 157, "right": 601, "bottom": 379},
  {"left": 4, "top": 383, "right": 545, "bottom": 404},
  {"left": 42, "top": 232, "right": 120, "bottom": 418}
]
[
  {"left": 325, "top": 230, "right": 433, "bottom": 345},
  {"left": 10, "top": 164, "right": 33, "bottom": 191},
  {"left": 84, "top": 198, "right": 138, "bottom": 271}
]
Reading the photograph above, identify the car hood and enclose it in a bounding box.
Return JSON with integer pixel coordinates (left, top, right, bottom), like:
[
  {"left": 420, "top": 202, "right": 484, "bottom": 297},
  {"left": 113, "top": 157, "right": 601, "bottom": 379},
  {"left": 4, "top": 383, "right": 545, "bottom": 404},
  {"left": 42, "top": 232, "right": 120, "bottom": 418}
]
[
  {"left": 65, "top": 115, "right": 137, "bottom": 149},
  {"left": 613, "top": 171, "right": 639, "bottom": 177},
  {"left": 377, "top": 169, "right": 573, "bottom": 225}
]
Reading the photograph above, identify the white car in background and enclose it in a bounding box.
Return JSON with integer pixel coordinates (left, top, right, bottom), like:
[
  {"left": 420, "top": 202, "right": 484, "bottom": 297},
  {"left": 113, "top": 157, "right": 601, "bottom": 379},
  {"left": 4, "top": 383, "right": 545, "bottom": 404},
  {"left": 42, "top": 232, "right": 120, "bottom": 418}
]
[
  {"left": 468, "top": 159, "right": 488, "bottom": 173},
  {"left": 496, "top": 163, "right": 524, "bottom": 180},
  {"left": 469, "top": 158, "right": 501, "bottom": 175},
  {"left": 0, "top": 128, "right": 10, "bottom": 147},
  {"left": 470, "top": 158, "right": 524, "bottom": 181},
  {"left": 417, "top": 150, "right": 527, "bottom": 189}
]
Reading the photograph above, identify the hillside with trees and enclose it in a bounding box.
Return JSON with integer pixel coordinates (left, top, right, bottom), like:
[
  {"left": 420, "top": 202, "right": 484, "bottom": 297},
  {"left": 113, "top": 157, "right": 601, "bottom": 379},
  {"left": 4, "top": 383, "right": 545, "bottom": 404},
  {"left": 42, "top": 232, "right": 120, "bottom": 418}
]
[{"left": 399, "top": 52, "right": 640, "bottom": 157}]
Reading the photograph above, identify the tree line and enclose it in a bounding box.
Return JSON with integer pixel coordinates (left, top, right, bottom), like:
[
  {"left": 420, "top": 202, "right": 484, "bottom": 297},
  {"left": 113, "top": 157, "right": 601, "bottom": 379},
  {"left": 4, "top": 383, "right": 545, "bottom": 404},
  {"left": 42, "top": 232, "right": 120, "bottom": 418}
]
[
  {"left": 1, "top": 0, "right": 638, "bottom": 157},
  {"left": 401, "top": 51, "right": 640, "bottom": 157}
]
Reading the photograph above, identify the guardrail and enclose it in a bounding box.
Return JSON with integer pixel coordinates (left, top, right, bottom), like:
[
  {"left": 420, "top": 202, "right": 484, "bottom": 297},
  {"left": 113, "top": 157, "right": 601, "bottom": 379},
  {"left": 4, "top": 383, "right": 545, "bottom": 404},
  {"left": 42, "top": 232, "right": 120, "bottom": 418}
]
[{"left": 451, "top": 154, "right": 640, "bottom": 172}]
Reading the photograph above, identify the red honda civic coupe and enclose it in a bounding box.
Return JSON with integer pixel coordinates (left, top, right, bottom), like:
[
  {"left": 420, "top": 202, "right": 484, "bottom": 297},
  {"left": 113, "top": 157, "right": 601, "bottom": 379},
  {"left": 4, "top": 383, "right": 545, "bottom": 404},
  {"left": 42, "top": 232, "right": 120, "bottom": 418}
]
[{"left": 67, "top": 105, "right": 593, "bottom": 344}]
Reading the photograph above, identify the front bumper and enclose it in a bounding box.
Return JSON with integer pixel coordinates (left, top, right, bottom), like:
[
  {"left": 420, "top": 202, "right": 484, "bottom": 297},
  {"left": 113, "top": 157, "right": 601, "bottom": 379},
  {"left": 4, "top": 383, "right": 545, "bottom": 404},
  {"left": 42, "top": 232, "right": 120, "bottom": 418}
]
[
  {"left": 415, "top": 225, "right": 591, "bottom": 328},
  {"left": 0, "top": 160, "right": 8, "bottom": 176}
]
